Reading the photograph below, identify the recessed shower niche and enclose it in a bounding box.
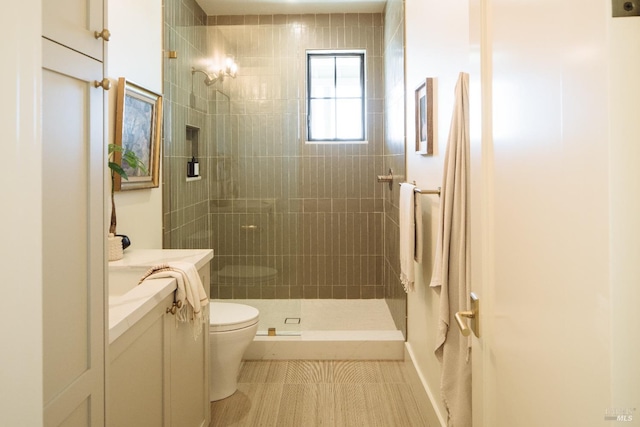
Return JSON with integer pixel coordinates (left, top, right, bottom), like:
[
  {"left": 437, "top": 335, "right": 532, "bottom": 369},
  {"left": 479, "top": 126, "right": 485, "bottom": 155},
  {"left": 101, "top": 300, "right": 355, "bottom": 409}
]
[{"left": 186, "top": 125, "right": 200, "bottom": 180}]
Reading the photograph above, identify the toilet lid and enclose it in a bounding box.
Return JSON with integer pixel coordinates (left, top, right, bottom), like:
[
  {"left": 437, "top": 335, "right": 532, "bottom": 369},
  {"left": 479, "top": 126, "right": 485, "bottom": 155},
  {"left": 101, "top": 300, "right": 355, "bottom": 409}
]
[{"left": 209, "top": 302, "right": 259, "bottom": 332}]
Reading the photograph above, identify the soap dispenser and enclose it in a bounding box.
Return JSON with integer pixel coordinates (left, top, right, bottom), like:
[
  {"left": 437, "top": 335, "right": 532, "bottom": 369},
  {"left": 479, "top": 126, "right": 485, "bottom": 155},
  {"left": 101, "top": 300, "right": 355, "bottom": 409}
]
[{"left": 187, "top": 156, "right": 199, "bottom": 177}]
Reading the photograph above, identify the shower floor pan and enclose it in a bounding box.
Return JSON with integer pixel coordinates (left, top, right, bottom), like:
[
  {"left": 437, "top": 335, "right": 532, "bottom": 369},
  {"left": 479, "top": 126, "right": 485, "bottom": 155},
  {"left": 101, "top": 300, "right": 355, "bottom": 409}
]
[{"left": 220, "top": 299, "right": 405, "bottom": 360}]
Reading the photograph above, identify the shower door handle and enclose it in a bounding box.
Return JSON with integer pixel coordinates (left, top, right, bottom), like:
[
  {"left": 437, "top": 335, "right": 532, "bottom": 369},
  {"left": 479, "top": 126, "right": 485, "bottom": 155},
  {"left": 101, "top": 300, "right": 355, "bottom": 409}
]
[
  {"left": 377, "top": 168, "right": 393, "bottom": 189},
  {"left": 455, "top": 292, "right": 480, "bottom": 337}
]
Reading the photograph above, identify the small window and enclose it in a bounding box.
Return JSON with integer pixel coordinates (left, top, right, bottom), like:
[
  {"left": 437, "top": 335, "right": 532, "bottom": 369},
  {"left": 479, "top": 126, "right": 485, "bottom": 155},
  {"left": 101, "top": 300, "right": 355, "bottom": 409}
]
[{"left": 306, "top": 50, "right": 366, "bottom": 143}]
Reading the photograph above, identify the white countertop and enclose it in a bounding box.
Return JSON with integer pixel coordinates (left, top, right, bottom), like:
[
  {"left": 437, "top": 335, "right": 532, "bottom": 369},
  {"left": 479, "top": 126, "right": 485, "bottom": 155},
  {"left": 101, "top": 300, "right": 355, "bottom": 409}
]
[
  {"left": 108, "top": 249, "right": 213, "bottom": 343},
  {"left": 108, "top": 249, "right": 213, "bottom": 271}
]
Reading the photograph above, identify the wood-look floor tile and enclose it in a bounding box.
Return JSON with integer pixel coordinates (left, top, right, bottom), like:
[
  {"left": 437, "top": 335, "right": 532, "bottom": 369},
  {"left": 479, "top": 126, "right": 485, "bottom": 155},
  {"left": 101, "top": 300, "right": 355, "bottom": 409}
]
[
  {"left": 276, "top": 384, "right": 335, "bottom": 426},
  {"left": 365, "top": 383, "right": 428, "bottom": 426},
  {"left": 285, "top": 360, "right": 334, "bottom": 384},
  {"left": 334, "top": 360, "right": 384, "bottom": 383},
  {"left": 238, "top": 360, "right": 288, "bottom": 384},
  {"left": 334, "top": 384, "right": 370, "bottom": 427},
  {"left": 210, "top": 383, "right": 283, "bottom": 427},
  {"left": 360, "top": 383, "right": 398, "bottom": 427},
  {"left": 209, "top": 386, "right": 252, "bottom": 426},
  {"left": 378, "top": 360, "right": 411, "bottom": 383},
  {"left": 212, "top": 360, "right": 432, "bottom": 427}
]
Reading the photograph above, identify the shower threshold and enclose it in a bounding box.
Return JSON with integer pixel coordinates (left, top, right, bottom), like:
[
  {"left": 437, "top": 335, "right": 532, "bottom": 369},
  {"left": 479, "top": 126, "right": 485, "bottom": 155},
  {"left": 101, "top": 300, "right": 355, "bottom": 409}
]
[{"left": 223, "top": 299, "right": 405, "bottom": 360}]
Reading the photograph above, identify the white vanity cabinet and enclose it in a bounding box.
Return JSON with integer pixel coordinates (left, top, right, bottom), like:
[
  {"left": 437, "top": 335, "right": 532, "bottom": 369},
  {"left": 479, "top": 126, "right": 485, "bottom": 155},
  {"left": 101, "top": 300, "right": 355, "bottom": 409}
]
[
  {"left": 108, "top": 263, "right": 211, "bottom": 427},
  {"left": 109, "top": 293, "right": 172, "bottom": 427},
  {"left": 170, "top": 266, "right": 211, "bottom": 427}
]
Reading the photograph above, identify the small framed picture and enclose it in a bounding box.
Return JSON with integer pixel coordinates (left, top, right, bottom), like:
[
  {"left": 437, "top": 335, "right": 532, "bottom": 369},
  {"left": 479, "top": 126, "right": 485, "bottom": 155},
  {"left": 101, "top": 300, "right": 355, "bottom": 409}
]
[
  {"left": 114, "top": 78, "right": 162, "bottom": 190},
  {"left": 415, "top": 77, "right": 436, "bottom": 155}
]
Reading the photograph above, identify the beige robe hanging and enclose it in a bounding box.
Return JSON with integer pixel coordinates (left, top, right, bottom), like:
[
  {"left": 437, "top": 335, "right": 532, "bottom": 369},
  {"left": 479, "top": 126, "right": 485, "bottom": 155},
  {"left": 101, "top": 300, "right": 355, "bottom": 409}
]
[{"left": 429, "top": 72, "right": 471, "bottom": 427}]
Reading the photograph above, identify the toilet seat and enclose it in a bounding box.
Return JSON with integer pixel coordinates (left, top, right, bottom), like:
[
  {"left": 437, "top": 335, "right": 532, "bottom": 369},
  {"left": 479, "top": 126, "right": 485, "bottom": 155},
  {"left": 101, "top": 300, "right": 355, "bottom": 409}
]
[{"left": 209, "top": 302, "right": 259, "bottom": 332}]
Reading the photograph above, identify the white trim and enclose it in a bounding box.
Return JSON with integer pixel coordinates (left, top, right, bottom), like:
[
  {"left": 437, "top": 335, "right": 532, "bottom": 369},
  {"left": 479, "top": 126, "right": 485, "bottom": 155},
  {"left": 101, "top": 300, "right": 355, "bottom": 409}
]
[
  {"left": 306, "top": 49, "right": 367, "bottom": 55},
  {"left": 304, "top": 140, "right": 369, "bottom": 145},
  {"left": 405, "top": 343, "right": 447, "bottom": 427}
]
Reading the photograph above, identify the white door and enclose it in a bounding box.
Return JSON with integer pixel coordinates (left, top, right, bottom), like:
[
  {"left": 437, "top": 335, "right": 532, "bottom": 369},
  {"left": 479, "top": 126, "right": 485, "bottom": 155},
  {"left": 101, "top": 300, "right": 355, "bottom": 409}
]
[
  {"left": 42, "top": 38, "right": 106, "bottom": 427},
  {"left": 469, "top": 0, "right": 639, "bottom": 426}
]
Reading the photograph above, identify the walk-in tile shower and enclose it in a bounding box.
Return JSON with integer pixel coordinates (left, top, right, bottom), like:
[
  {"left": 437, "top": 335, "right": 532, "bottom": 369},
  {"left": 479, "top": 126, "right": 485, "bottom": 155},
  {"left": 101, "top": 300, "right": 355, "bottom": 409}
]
[{"left": 162, "top": 0, "right": 407, "bottom": 339}]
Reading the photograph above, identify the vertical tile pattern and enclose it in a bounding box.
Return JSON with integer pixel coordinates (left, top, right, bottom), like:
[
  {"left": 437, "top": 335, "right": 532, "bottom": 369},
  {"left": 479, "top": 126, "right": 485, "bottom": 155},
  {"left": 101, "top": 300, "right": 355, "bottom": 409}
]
[
  {"left": 162, "top": 0, "right": 211, "bottom": 252},
  {"left": 163, "top": 2, "right": 404, "bottom": 324},
  {"left": 383, "top": 0, "right": 408, "bottom": 337},
  {"left": 210, "top": 360, "right": 431, "bottom": 426},
  {"left": 206, "top": 14, "right": 386, "bottom": 302}
]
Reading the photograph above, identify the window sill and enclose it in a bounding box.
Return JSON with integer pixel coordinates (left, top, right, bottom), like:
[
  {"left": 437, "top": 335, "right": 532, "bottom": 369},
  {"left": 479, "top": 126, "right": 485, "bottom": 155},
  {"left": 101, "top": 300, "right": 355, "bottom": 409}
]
[{"left": 305, "top": 140, "right": 368, "bottom": 145}]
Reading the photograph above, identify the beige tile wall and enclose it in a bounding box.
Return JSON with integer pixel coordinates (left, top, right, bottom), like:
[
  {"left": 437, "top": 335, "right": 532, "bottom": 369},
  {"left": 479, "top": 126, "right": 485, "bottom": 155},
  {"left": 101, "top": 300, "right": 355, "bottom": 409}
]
[
  {"left": 162, "top": 0, "right": 210, "bottom": 251},
  {"left": 205, "top": 13, "right": 386, "bottom": 301}
]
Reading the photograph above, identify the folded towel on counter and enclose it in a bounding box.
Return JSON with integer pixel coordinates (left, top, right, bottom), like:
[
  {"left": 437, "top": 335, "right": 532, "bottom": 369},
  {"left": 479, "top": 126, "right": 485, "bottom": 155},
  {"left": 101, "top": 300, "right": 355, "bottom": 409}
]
[
  {"left": 400, "top": 182, "right": 417, "bottom": 292},
  {"left": 139, "top": 261, "right": 209, "bottom": 339}
]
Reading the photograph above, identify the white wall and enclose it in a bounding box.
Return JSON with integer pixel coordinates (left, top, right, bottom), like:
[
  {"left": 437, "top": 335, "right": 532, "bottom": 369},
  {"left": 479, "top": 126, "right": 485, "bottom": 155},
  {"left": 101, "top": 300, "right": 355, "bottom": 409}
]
[
  {"left": 0, "top": 1, "right": 43, "bottom": 425},
  {"left": 404, "top": 0, "right": 469, "bottom": 423},
  {"left": 107, "top": 0, "right": 163, "bottom": 248}
]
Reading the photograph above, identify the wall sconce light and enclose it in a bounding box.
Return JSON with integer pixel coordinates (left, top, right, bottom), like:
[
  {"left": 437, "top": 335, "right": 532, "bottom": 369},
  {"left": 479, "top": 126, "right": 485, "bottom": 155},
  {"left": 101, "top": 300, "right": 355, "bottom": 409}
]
[{"left": 191, "top": 57, "right": 238, "bottom": 86}]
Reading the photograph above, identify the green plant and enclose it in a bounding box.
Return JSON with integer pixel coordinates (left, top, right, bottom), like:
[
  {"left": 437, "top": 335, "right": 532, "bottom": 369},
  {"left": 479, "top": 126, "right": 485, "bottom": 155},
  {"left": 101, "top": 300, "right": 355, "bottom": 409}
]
[{"left": 108, "top": 143, "right": 147, "bottom": 235}]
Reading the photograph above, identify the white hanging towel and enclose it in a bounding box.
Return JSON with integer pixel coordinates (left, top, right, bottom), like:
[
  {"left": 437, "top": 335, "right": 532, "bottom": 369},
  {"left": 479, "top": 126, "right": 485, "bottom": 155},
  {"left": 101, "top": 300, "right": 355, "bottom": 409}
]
[
  {"left": 399, "top": 182, "right": 416, "bottom": 292},
  {"left": 429, "top": 72, "right": 471, "bottom": 427},
  {"left": 414, "top": 192, "right": 424, "bottom": 263}
]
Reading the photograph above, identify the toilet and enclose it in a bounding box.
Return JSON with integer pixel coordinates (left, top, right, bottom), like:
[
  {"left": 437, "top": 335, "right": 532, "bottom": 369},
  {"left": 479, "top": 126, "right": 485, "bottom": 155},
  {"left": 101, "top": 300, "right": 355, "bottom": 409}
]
[{"left": 209, "top": 302, "right": 259, "bottom": 401}]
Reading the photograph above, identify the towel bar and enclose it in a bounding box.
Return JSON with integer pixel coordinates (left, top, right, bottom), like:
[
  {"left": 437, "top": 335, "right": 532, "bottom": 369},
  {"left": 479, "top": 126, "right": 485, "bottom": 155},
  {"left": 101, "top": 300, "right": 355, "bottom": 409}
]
[{"left": 398, "top": 182, "right": 441, "bottom": 197}]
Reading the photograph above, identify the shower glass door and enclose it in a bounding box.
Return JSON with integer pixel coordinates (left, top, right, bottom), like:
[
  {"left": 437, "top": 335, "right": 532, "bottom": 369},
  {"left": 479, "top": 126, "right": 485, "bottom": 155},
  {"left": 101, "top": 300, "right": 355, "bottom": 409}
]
[{"left": 163, "top": 7, "right": 390, "bottom": 337}]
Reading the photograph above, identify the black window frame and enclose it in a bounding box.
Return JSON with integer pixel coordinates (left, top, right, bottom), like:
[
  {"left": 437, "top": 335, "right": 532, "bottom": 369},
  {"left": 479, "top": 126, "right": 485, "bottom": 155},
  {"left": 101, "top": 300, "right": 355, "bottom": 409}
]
[{"left": 306, "top": 50, "right": 366, "bottom": 143}]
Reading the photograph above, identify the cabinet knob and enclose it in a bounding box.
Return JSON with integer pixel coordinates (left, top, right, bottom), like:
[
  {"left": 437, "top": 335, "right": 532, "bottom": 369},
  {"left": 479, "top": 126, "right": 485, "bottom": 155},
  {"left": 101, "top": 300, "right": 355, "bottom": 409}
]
[
  {"left": 93, "top": 78, "right": 111, "bottom": 90},
  {"left": 94, "top": 29, "right": 111, "bottom": 41},
  {"left": 166, "top": 299, "right": 182, "bottom": 315}
]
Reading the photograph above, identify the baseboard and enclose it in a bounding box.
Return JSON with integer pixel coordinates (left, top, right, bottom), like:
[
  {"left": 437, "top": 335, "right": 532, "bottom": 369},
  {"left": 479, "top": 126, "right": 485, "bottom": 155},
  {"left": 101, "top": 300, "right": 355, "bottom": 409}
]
[{"left": 404, "top": 344, "right": 447, "bottom": 427}]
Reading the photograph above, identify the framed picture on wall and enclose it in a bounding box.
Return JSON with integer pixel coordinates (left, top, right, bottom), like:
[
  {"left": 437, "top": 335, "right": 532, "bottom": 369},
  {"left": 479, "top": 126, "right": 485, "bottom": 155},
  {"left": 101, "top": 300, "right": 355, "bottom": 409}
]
[
  {"left": 114, "top": 77, "right": 162, "bottom": 191},
  {"left": 415, "top": 77, "right": 436, "bottom": 155}
]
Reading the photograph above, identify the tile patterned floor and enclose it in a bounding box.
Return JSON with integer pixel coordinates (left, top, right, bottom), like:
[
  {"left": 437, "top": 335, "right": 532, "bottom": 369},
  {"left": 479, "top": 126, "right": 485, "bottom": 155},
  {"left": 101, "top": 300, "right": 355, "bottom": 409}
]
[{"left": 210, "top": 360, "right": 432, "bottom": 426}]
